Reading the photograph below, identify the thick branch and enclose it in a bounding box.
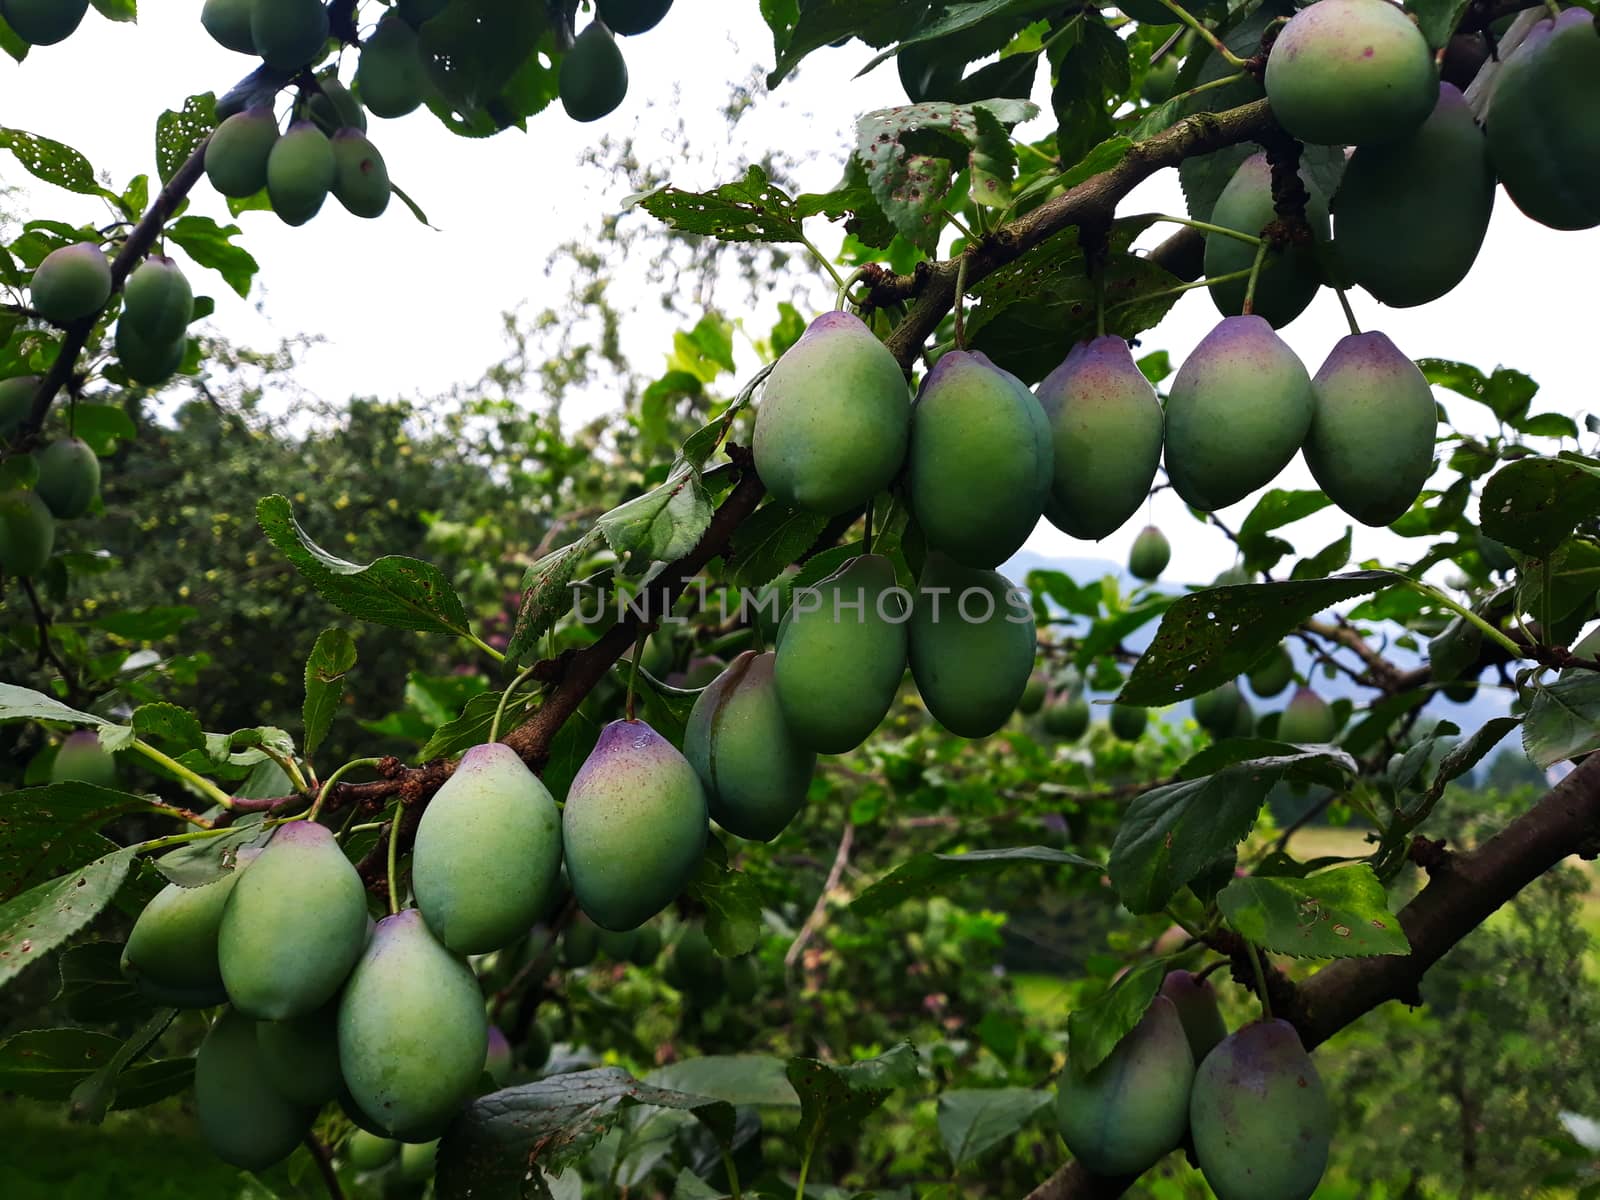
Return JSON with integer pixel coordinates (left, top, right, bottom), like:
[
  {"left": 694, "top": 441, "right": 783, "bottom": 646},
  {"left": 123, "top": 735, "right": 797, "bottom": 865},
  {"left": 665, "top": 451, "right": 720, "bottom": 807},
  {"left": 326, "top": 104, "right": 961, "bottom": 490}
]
[
  {"left": 1025, "top": 753, "right": 1600, "bottom": 1199},
  {"left": 882, "top": 100, "right": 1275, "bottom": 368}
]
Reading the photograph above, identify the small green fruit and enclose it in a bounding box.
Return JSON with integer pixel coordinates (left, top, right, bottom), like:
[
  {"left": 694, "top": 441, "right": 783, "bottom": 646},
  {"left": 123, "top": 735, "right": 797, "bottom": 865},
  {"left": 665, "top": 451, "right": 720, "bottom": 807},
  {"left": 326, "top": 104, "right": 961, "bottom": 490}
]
[
  {"left": 331, "top": 129, "right": 391, "bottom": 218},
  {"left": 725, "top": 953, "right": 758, "bottom": 1002},
  {"left": 1163, "top": 316, "right": 1314, "bottom": 512},
  {"left": 202, "top": 0, "right": 256, "bottom": 54},
  {"left": 1034, "top": 336, "right": 1164, "bottom": 541},
  {"left": 1159, "top": 969, "right": 1228, "bottom": 1061},
  {"left": 267, "top": 121, "right": 336, "bottom": 226},
  {"left": 196, "top": 1009, "right": 313, "bottom": 1170},
  {"left": 412, "top": 743, "right": 562, "bottom": 955},
  {"left": 522, "top": 1021, "right": 552, "bottom": 1070},
  {"left": 1109, "top": 704, "right": 1148, "bottom": 742},
  {"left": 251, "top": 0, "right": 330, "bottom": 70},
  {"left": 629, "top": 924, "right": 662, "bottom": 966},
  {"left": 338, "top": 909, "right": 488, "bottom": 1141},
  {"left": 563, "top": 719, "right": 708, "bottom": 931},
  {"left": 560, "top": 21, "right": 629, "bottom": 122},
  {"left": 256, "top": 1001, "right": 343, "bottom": 1106},
  {"left": 1192, "top": 681, "right": 1243, "bottom": 736},
  {"left": 218, "top": 820, "right": 369, "bottom": 1020},
  {"left": 1247, "top": 644, "right": 1294, "bottom": 698},
  {"left": 1191, "top": 1020, "right": 1331, "bottom": 1200},
  {"left": 1055, "top": 995, "right": 1195, "bottom": 1175},
  {"left": 907, "top": 350, "right": 1052, "bottom": 568},
  {"left": 774, "top": 553, "right": 908, "bottom": 753},
  {"left": 30, "top": 242, "right": 111, "bottom": 323},
  {"left": 123, "top": 256, "right": 194, "bottom": 345},
  {"left": 34, "top": 438, "right": 100, "bottom": 519},
  {"left": 356, "top": 15, "right": 429, "bottom": 118},
  {"left": 1265, "top": 0, "right": 1437, "bottom": 147},
  {"left": 0, "top": 489, "right": 55, "bottom": 576},
  {"left": 306, "top": 74, "right": 367, "bottom": 134},
  {"left": 908, "top": 554, "right": 1036, "bottom": 738},
  {"left": 673, "top": 924, "right": 722, "bottom": 999},
  {"left": 397, "top": 0, "right": 448, "bottom": 26},
  {"left": 1128, "top": 526, "right": 1170, "bottom": 581},
  {"left": 752, "top": 310, "right": 909, "bottom": 516},
  {"left": 1204, "top": 153, "right": 1329, "bottom": 328},
  {"left": 1277, "top": 686, "right": 1336, "bottom": 744},
  {"left": 597, "top": 0, "right": 672, "bottom": 35},
  {"left": 1, "top": 0, "right": 88, "bottom": 46},
  {"left": 345, "top": 1129, "right": 399, "bottom": 1170},
  {"left": 561, "top": 916, "right": 599, "bottom": 967},
  {"left": 205, "top": 107, "right": 279, "bottom": 198},
  {"left": 115, "top": 319, "right": 187, "bottom": 387},
  {"left": 121, "top": 869, "right": 244, "bottom": 1007},
  {"left": 399, "top": 1138, "right": 438, "bottom": 1182},
  {"left": 50, "top": 730, "right": 116, "bottom": 787},
  {"left": 1016, "top": 674, "right": 1046, "bottom": 715},
  {"left": 0, "top": 376, "right": 39, "bottom": 438},
  {"left": 1041, "top": 694, "right": 1089, "bottom": 741},
  {"left": 685, "top": 650, "right": 816, "bottom": 842}
]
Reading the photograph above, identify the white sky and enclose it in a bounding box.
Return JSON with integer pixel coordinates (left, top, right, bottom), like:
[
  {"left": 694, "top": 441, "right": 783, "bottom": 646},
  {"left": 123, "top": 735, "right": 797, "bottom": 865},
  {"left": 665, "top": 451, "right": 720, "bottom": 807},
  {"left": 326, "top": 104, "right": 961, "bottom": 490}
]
[{"left": 2, "top": 3, "right": 1594, "bottom": 589}]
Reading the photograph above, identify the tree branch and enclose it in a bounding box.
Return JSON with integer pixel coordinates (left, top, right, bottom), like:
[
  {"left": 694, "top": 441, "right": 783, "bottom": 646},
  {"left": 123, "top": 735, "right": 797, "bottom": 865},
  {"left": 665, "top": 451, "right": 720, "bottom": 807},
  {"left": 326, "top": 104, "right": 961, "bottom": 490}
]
[{"left": 1023, "top": 753, "right": 1600, "bottom": 1199}]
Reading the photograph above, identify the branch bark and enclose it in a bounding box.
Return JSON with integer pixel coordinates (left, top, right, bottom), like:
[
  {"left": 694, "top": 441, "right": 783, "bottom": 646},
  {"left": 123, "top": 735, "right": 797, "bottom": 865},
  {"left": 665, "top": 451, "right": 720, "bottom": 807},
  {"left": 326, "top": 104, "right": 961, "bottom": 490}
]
[{"left": 1023, "top": 753, "right": 1600, "bottom": 1199}]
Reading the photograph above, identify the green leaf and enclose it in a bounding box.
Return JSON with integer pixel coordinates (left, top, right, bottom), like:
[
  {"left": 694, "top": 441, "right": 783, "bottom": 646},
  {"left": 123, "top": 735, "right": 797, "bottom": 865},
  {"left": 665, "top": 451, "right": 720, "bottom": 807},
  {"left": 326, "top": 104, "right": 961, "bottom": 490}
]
[
  {"left": 1480, "top": 456, "right": 1600, "bottom": 557},
  {"left": 90, "top": 0, "right": 137, "bottom": 21},
  {"left": 1513, "top": 411, "right": 1580, "bottom": 439},
  {"left": 1418, "top": 358, "right": 1537, "bottom": 424},
  {"left": 1425, "top": 716, "right": 1520, "bottom": 805},
  {"left": 303, "top": 628, "right": 357, "bottom": 758},
  {"left": 0, "top": 128, "right": 116, "bottom": 199},
  {"left": 1291, "top": 527, "right": 1353, "bottom": 580},
  {"left": 0, "top": 1026, "right": 191, "bottom": 1110},
  {"left": 150, "top": 819, "right": 270, "bottom": 889},
  {"left": 936, "top": 1087, "right": 1052, "bottom": 1166},
  {"left": 644, "top": 1055, "right": 799, "bottom": 1109},
  {"left": 536, "top": 710, "right": 600, "bottom": 804},
  {"left": 1523, "top": 674, "right": 1600, "bottom": 769},
  {"left": 165, "top": 215, "right": 259, "bottom": 298},
  {"left": 767, "top": 0, "right": 924, "bottom": 86},
  {"left": 632, "top": 165, "right": 808, "bottom": 245},
  {"left": 70, "top": 403, "right": 138, "bottom": 454},
  {"left": 417, "top": 688, "right": 536, "bottom": 762},
  {"left": 256, "top": 494, "right": 474, "bottom": 638},
  {"left": 855, "top": 99, "right": 1037, "bottom": 249},
  {"left": 730, "top": 503, "right": 829, "bottom": 589},
  {"left": 436, "top": 1067, "right": 738, "bottom": 1197},
  {"left": 1065, "top": 957, "right": 1165, "bottom": 1077},
  {"left": 131, "top": 702, "right": 205, "bottom": 752},
  {"left": 1237, "top": 490, "right": 1332, "bottom": 561},
  {"left": 1406, "top": 0, "right": 1473, "bottom": 49},
  {"left": 853, "top": 846, "right": 1100, "bottom": 917},
  {"left": 0, "top": 848, "right": 137, "bottom": 988},
  {"left": 1109, "top": 751, "right": 1357, "bottom": 914},
  {"left": 57, "top": 940, "right": 149, "bottom": 1024},
  {"left": 1050, "top": 16, "right": 1130, "bottom": 166},
  {"left": 0, "top": 682, "right": 108, "bottom": 729},
  {"left": 0, "top": 783, "right": 152, "bottom": 902},
  {"left": 687, "top": 851, "right": 762, "bottom": 957},
  {"left": 507, "top": 530, "right": 601, "bottom": 665},
  {"left": 1115, "top": 571, "right": 1398, "bottom": 705},
  {"left": 1219, "top": 864, "right": 1410, "bottom": 959},
  {"left": 154, "top": 93, "right": 216, "bottom": 186},
  {"left": 788, "top": 1042, "right": 920, "bottom": 1152},
  {"left": 91, "top": 605, "right": 197, "bottom": 640},
  {"left": 70, "top": 1006, "right": 178, "bottom": 1124},
  {"left": 597, "top": 463, "right": 712, "bottom": 569}
]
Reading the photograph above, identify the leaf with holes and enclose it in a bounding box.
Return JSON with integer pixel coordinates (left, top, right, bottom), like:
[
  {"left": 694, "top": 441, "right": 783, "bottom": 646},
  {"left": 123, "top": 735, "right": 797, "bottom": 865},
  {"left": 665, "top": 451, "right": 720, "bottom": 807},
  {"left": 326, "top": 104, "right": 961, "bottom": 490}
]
[
  {"left": 1066, "top": 957, "right": 1166, "bottom": 1077},
  {"left": 632, "top": 165, "right": 806, "bottom": 244},
  {"left": 1523, "top": 674, "right": 1600, "bottom": 768},
  {"left": 968, "top": 105, "right": 1016, "bottom": 208},
  {"left": 257, "top": 494, "right": 473, "bottom": 638},
  {"left": 0, "top": 128, "right": 116, "bottom": 199},
  {"left": 435, "top": 1067, "right": 736, "bottom": 1198},
  {"left": 1115, "top": 572, "right": 1398, "bottom": 706},
  {"left": 1220, "top": 864, "right": 1410, "bottom": 959},
  {"left": 0, "top": 848, "right": 137, "bottom": 988},
  {"left": 507, "top": 530, "right": 601, "bottom": 666},
  {"left": 937, "top": 1087, "right": 1053, "bottom": 1167},
  {"left": 0, "top": 783, "right": 154, "bottom": 903},
  {"left": 855, "top": 99, "right": 1037, "bottom": 249},
  {"left": 155, "top": 93, "right": 216, "bottom": 185},
  {"left": 597, "top": 462, "right": 712, "bottom": 571},
  {"left": 1479, "top": 456, "right": 1600, "bottom": 558},
  {"left": 854, "top": 846, "right": 1101, "bottom": 916},
  {"left": 1418, "top": 358, "right": 1537, "bottom": 424},
  {"left": 789, "top": 1042, "right": 920, "bottom": 1152},
  {"left": 1109, "top": 751, "right": 1357, "bottom": 914}
]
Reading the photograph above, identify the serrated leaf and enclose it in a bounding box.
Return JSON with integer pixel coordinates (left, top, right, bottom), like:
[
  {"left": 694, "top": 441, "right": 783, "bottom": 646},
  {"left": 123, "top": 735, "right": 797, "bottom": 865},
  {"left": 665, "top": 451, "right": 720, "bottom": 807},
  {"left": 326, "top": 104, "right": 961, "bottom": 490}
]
[
  {"left": 1109, "top": 751, "right": 1357, "bottom": 914},
  {"left": 0, "top": 127, "right": 116, "bottom": 199},
  {"left": 644, "top": 1056, "right": 799, "bottom": 1109},
  {"left": 57, "top": 941, "right": 150, "bottom": 1023},
  {"left": 155, "top": 93, "right": 215, "bottom": 186},
  {"left": 788, "top": 1042, "right": 919, "bottom": 1152},
  {"left": 151, "top": 818, "right": 270, "bottom": 888},
  {"left": 597, "top": 463, "right": 712, "bottom": 570},
  {"left": 90, "top": 0, "right": 137, "bottom": 21},
  {"left": 767, "top": 0, "right": 924, "bottom": 87},
  {"left": 0, "top": 1026, "right": 191, "bottom": 1110},
  {"left": 0, "top": 783, "right": 153, "bottom": 902},
  {"left": 936, "top": 1087, "right": 1051, "bottom": 1166},
  {"left": 0, "top": 848, "right": 137, "bottom": 988},
  {"left": 303, "top": 628, "right": 357, "bottom": 758},
  {"left": 1523, "top": 674, "right": 1600, "bottom": 768},
  {"left": 1219, "top": 864, "right": 1410, "bottom": 959},
  {"left": 131, "top": 703, "right": 205, "bottom": 752},
  {"left": 968, "top": 104, "right": 1016, "bottom": 207},
  {"left": 1115, "top": 572, "right": 1399, "bottom": 706},
  {"left": 507, "top": 530, "right": 600, "bottom": 665},
  {"left": 1424, "top": 715, "right": 1520, "bottom": 805},
  {"left": 70, "top": 403, "right": 138, "bottom": 454},
  {"left": 852, "top": 846, "right": 1099, "bottom": 917},
  {"left": 436, "top": 1067, "right": 737, "bottom": 1198},
  {"left": 165, "top": 215, "right": 258, "bottom": 298},
  {"left": 632, "top": 165, "right": 807, "bottom": 244},
  {"left": 1065, "top": 957, "right": 1165, "bottom": 1077},
  {"left": 0, "top": 682, "right": 107, "bottom": 729},
  {"left": 730, "top": 503, "right": 829, "bottom": 589},
  {"left": 687, "top": 853, "right": 762, "bottom": 957},
  {"left": 256, "top": 494, "right": 473, "bottom": 638},
  {"left": 70, "top": 1006, "right": 178, "bottom": 1124},
  {"left": 1480, "top": 456, "right": 1600, "bottom": 558}
]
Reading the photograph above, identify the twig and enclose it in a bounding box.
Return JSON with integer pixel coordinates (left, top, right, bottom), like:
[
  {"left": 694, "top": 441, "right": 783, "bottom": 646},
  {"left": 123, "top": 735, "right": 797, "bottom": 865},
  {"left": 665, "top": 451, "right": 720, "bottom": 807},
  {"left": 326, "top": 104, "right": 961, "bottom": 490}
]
[
  {"left": 784, "top": 821, "right": 855, "bottom": 971},
  {"left": 304, "top": 1133, "right": 345, "bottom": 1200}
]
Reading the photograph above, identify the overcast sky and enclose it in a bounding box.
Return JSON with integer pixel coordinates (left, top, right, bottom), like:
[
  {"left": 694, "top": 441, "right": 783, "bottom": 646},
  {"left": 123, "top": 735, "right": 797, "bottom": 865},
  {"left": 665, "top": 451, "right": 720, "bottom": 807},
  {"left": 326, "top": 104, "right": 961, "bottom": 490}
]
[{"left": 4, "top": 3, "right": 1594, "bottom": 594}]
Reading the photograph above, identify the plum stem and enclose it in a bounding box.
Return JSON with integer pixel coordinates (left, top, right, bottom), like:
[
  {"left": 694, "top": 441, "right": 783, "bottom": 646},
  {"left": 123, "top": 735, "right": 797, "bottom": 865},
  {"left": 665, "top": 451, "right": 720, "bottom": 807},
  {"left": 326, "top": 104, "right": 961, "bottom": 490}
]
[
  {"left": 1403, "top": 579, "right": 1525, "bottom": 660},
  {"left": 130, "top": 739, "right": 236, "bottom": 810},
  {"left": 1136, "top": 212, "right": 1263, "bottom": 247},
  {"left": 835, "top": 264, "right": 873, "bottom": 312},
  {"left": 625, "top": 625, "right": 646, "bottom": 722},
  {"left": 385, "top": 798, "right": 405, "bottom": 915},
  {"left": 1105, "top": 265, "right": 1252, "bottom": 313},
  {"left": 465, "top": 630, "right": 507, "bottom": 664},
  {"left": 862, "top": 496, "right": 875, "bottom": 556},
  {"left": 798, "top": 233, "right": 845, "bottom": 292},
  {"left": 1244, "top": 938, "right": 1273, "bottom": 1020},
  {"left": 1240, "top": 238, "right": 1270, "bottom": 316},
  {"left": 1335, "top": 288, "right": 1362, "bottom": 337},
  {"left": 309, "top": 757, "right": 383, "bottom": 822},
  {"left": 490, "top": 662, "right": 541, "bottom": 743},
  {"left": 1158, "top": 0, "right": 1249, "bottom": 69},
  {"left": 952, "top": 252, "right": 971, "bottom": 350}
]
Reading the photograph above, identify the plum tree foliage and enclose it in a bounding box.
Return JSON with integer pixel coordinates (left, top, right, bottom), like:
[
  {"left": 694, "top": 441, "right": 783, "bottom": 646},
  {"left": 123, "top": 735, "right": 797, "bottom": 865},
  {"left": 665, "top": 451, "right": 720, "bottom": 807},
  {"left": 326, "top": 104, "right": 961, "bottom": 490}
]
[{"left": 0, "top": 2, "right": 1598, "bottom": 1199}]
